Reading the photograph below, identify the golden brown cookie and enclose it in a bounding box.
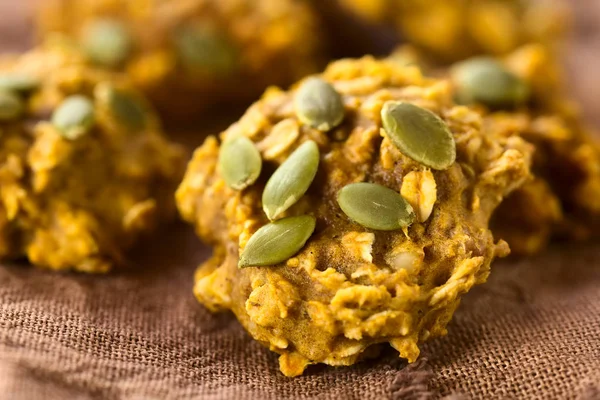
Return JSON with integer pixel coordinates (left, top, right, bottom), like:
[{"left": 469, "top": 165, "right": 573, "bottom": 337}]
[
  {"left": 37, "top": 0, "right": 323, "bottom": 120},
  {"left": 176, "top": 56, "right": 533, "bottom": 376},
  {"left": 337, "top": 0, "right": 569, "bottom": 62},
  {"left": 0, "top": 43, "right": 185, "bottom": 273},
  {"left": 444, "top": 44, "right": 600, "bottom": 254}
]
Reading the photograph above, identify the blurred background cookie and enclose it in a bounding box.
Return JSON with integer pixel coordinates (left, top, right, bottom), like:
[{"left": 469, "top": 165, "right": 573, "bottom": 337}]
[
  {"left": 0, "top": 42, "right": 185, "bottom": 273},
  {"left": 36, "top": 0, "right": 325, "bottom": 122},
  {"left": 333, "top": 0, "right": 569, "bottom": 63}
]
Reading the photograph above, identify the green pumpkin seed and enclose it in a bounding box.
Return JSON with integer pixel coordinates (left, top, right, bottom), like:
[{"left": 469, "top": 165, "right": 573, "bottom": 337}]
[
  {"left": 337, "top": 182, "right": 415, "bottom": 231},
  {"left": 238, "top": 215, "right": 316, "bottom": 268},
  {"left": 0, "top": 74, "right": 40, "bottom": 93},
  {"left": 295, "top": 77, "right": 344, "bottom": 131},
  {"left": 51, "top": 95, "right": 95, "bottom": 140},
  {"left": 95, "top": 83, "right": 147, "bottom": 131},
  {"left": 82, "top": 19, "right": 132, "bottom": 68},
  {"left": 451, "top": 57, "right": 530, "bottom": 109},
  {"left": 262, "top": 140, "right": 320, "bottom": 220},
  {"left": 0, "top": 90, "right": 24, "bottom": 121},
  {"left": 381, "top": 101, "right": 456, "bottom": 170},
  {"left": 174, "top": 26, "right": 237, "bottom": 75},
  {"left": 219, "top": 136, "right": 262, "bottom": 190}
]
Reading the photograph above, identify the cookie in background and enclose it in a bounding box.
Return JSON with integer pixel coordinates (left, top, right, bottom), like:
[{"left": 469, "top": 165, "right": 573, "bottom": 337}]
[
  {"left": 37, "top": 0, "right": 324, "bottom": 122},
  {"left": 389, "top": 42, "right": 600, "bottom": 254},
  {"left": 0, "top": 41, "right": 186, "bottom": 273},
  {"left": 334, "top": 0, "right": 570, "bottom": 62},
  {"left": 451, "top": 45, "right": 600, "bottom": 255}
]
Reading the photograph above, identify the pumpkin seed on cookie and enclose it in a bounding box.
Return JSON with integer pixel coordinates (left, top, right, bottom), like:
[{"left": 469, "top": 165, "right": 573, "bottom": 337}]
[
  {"left": 239, "top": 215, "right": 316, "bottom": 268},
  {"left": 219, "top": 136, "right": 262, "bottom": 190},
  {"left": 337, "top": 182, "right": 415, "bottom": 231},
  {"left": 295, "top": 77, "right": 344, "bottom": 131},
  {"left": 262, "top": 140, "right": 320, "bottom": 220},
  {"left": 381, "top": 101, "right": 456, "bottom": 170}
]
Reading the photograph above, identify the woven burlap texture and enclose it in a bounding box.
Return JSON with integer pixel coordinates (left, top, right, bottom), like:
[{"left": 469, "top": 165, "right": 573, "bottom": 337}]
[
  {"left": 1, "top": 1, "right": 600, "bottom": 399},
  {"left": 1, "top": 223, "right": 599, "bottom": 400}
]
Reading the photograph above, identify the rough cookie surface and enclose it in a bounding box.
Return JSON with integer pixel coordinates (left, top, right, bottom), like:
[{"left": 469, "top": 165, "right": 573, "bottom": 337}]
[
  {"left": 37, "top": 0, "right": 323, "bottom": 119},
  {"left": 177, "top": 56, "right": 533, "bottom": 376},
  {"left": 0, "top": 44, "right": 185, "bottom": 273},
  {"left": 337, "top": 0, "right": 568, "bottom": 62}
]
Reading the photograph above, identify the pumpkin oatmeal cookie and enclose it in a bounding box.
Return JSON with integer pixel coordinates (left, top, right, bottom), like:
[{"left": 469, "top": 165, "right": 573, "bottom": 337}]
[
  {"left": 0, "top": 43, "right": 185, "bottom": 273},
  {"left": 176, "top": 56, "right": 533, "bottom": 376},
  {"left": 336, "top": 0, "right": 569, "bottom": 62},
  {"left": 436, "top": 44, "right": 600, "bottom": 254},
  {"left": 37, "top": 0, "right": 323, "bottom": 120}
]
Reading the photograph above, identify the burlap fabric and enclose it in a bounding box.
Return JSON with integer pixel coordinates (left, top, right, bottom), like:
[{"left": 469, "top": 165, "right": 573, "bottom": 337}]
[
  {"left": 2, "top": 224, "right": 600, "bottom": 400},
  {"left": 1, "top": 1, "right": 600, "bottom": 399}
]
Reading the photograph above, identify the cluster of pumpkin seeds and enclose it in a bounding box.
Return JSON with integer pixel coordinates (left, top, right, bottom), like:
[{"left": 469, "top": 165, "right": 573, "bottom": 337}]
[
  {"left": 219, "top": 135, "right": 320, "bottom": 268},
  {"left": 0, "top": 74, "right": 40, "bottom": 122},
  {"left": 80, "top": 17, "right": 239, "bottom": 77},
  {"left": 220, "top": 76, "right": 460, "bottom": 268},
  {"left": 0, "top": 69, "right": 149, "bottom": 141},
  {"left": 50, "top": 82, "right": 148, "bottom": 140},
  {"left": 337, "top": 91, "right": 459, "bottom": 231}
]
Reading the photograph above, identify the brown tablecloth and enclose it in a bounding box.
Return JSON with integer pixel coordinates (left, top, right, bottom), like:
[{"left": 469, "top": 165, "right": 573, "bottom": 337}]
[
  {"left": 1, "top": 226, "right": 599, "bottom": 400},
  {"left": 1, "top": 1, "right": 600, "bottom": 399}
]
